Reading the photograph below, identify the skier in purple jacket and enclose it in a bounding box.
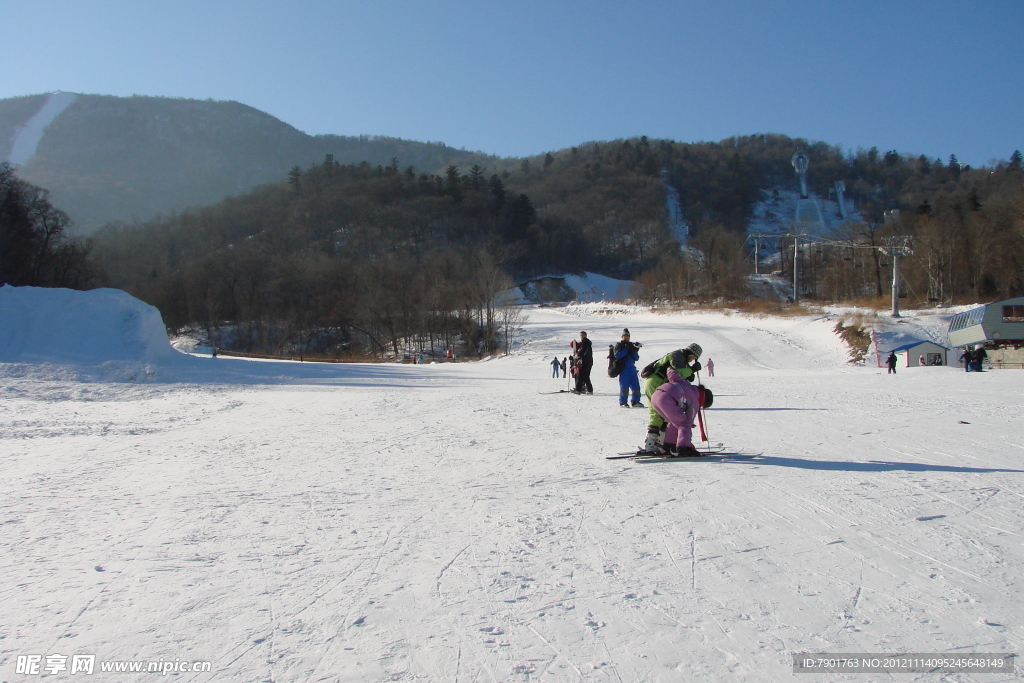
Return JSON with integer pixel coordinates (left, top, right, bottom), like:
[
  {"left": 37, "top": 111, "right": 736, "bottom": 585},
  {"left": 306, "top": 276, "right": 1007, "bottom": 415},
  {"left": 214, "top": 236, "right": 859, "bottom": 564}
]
[{"left": 650, "top": 367, "right": 713, "bottom": 456}]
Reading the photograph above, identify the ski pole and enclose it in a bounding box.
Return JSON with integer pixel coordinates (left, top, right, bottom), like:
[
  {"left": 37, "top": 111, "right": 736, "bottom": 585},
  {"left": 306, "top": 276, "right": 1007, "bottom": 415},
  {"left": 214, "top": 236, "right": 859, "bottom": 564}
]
[{"left": 694, "top": 368, "right": 710, "bottom": 444}]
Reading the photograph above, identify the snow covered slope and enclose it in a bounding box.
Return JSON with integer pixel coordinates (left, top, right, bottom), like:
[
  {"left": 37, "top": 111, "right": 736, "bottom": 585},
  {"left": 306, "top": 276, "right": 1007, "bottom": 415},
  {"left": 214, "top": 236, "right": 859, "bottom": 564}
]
[
  {"left": 1, "top": 290, "right": 1021, "bottom": 681},
  {"left": 4, "top": 91, "right": 78, "bottom": 166}
]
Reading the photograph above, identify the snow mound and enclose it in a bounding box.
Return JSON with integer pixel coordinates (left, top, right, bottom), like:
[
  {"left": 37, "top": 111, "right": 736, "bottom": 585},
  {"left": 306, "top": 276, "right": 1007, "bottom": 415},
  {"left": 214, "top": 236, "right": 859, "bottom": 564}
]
[
  {"left": 0, "top": 286, "right": 179, "bottom": 365},
  {"left": 563, "top": 272, "right": 636, "bottom": 301},
  {"left": 515, "top": 272, "right": 636, "bottom": 303}
]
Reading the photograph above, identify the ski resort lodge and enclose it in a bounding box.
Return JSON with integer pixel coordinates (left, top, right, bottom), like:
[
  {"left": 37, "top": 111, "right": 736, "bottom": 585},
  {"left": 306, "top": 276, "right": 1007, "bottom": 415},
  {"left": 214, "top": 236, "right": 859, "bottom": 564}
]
[{"left": 947, "top": 296, "right": 1024, "bottom": 369}]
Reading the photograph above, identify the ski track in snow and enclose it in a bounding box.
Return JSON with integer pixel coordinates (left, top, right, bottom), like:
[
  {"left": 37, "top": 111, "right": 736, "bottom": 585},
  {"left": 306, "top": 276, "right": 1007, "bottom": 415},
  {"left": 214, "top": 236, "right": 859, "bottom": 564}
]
[{"left": 1, "top": 305, "right": 1022, "bottom": 681}]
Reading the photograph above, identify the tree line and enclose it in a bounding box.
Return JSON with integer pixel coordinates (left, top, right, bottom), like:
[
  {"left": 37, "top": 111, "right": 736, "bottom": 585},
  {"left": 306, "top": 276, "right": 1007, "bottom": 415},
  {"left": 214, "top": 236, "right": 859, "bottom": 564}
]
[
  {"left": 8, "top": 133, "right": 1024, "bottom": 359},
  {"left": 91, "top": 157, "right": 547, "bottom": 359},
  {"left": 0, "top": 162, "right": 95, "bottom": 289}
]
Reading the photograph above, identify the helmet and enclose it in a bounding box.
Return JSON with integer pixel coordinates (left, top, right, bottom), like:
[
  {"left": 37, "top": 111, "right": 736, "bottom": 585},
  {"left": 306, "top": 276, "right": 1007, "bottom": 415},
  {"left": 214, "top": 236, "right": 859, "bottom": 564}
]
[
  {"left": 698, "top": 385, "right": 713, "bottom": 408},
  {"left": 684, "top": 343, "right": 702, "bottom": 360}
]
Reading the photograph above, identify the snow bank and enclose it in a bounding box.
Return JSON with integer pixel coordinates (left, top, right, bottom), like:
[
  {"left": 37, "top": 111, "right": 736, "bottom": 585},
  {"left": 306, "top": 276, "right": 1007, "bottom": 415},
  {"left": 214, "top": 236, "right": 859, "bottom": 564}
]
[
  {"left": 514, "top": 272, "right": 635, "bottom": 303},
  {"left": 561, "top": 272, "right": 635, "bottom": 301},
  {"left": 0, "top": 286, "right": 179, "bottom": 365}
]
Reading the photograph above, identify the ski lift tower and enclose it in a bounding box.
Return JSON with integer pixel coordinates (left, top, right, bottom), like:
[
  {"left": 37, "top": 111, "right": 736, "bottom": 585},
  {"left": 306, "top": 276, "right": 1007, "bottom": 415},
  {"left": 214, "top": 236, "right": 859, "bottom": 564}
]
[
  {"left": 834, "top": 180, "right": 848, "bottom": 219},
  {"left": 881, "top": 236, "right": 913, "bottom": 318},
  {"left": 792, "top": 153, "right": 810, "bottom": 199},
  {"left": 792, "top": 152, "right": 825, "bottom": 235}
]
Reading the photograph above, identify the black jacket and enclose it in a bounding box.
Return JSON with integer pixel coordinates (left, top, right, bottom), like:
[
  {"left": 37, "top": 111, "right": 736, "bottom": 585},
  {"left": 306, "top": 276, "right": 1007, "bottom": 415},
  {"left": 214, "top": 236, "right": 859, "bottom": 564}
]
[{"left": 577, "top": 338, "right": 593, "bottom": 365}]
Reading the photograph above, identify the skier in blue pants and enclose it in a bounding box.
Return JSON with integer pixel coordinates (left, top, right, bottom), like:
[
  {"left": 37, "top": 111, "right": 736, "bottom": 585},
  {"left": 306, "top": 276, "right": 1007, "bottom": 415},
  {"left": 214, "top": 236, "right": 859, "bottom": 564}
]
[{"left": 613, "top": 329, "right": 643, "bottom": 407}]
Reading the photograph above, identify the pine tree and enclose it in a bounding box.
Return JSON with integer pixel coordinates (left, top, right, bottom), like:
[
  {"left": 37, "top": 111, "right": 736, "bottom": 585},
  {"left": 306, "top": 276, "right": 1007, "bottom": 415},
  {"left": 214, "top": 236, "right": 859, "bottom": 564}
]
[
  {"left": 489, "top": 174, "right": 506, "bottom": 213},
  {"left": 506, "top": 194, "right": 535, "bottom": 239},
  {"left": 445, "top": 165, "right": 463, "bottom": 202},
  {"left": 468, "top": 165, "right": 485, "bottom": 191},
  {"left": 287, "top": 166, "right": 304, "bottom": 190}
]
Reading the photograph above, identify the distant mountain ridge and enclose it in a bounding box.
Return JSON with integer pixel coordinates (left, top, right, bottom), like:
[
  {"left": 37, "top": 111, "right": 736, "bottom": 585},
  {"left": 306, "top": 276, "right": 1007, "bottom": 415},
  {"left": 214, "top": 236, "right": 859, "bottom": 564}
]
[{"left": 0, "top": 92, "right": 500, "bottom": 232}]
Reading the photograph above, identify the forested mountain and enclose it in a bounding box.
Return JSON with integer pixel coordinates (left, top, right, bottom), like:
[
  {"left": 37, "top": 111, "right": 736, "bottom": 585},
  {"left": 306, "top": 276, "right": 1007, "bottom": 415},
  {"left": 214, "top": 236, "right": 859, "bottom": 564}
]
[
  {"left": 87, "top": 134, "right": 1024, "bottom": 360},
  {"left": 0, "top": 93, "right": 499, "bottom": 231},
  {"left": 4, "top": 90, "right": 1021, "bottom": 359}
]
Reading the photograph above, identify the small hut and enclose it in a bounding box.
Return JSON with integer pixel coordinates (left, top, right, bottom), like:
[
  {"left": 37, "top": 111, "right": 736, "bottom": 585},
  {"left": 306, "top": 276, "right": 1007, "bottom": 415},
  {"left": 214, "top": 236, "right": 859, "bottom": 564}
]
[{"left": 890, "top": 340, "right": 949, "bottom": 367}]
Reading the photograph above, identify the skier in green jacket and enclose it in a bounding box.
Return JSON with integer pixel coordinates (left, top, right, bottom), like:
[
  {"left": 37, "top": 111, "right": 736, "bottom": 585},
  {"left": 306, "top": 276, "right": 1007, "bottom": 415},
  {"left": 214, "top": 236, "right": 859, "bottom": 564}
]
[{"left": 641, "top": 343, "right": 703, "bottom": 452}]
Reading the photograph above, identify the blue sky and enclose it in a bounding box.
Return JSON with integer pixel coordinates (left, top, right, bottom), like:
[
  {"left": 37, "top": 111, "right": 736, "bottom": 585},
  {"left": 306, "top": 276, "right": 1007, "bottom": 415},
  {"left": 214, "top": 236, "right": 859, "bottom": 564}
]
[{"left": 4, "top": 0, "right": 1021, "bottom": 166}]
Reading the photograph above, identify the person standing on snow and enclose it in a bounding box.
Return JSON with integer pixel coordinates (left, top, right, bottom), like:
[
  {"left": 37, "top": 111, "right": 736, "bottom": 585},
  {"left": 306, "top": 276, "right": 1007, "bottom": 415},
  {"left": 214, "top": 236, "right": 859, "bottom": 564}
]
[
  {"left": 572, "top": 331, "right": 594, "bottom": 394},
  {"left": 550, "top": 357, "right": 561, "bottom": 378},
  {"left": 641, "top": 343, "right": 703, "bottom": 452},
  {"left": 612, "top": 328, "right": 643, "bottom": 407},
  {"left": 560, "top": 357, "right": 567, "bottom": 378},
  {"left": 706, "top": 358, "right": 715, "bottom": 377},
  {"left": 971, "top": 346, "right": 987, "bottom": 372},
  {"left": 650, "top": 367, "right": 714, "bottom": 456},
  {"left": 887, "top": 351, "right": 898, "bottom": 374}
]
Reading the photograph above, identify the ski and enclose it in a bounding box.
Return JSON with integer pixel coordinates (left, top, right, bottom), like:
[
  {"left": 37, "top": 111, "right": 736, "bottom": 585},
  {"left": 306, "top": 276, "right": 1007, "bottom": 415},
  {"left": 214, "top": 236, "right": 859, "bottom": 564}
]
[
  {"left": 608, "top": 443, "right": 726, "bottom": 459},
  {"left": 624, "top": 452, "right": 758, "bottom": 462},
  {"left": 539, "top": 390, "right": 605, "bottom": 396}
]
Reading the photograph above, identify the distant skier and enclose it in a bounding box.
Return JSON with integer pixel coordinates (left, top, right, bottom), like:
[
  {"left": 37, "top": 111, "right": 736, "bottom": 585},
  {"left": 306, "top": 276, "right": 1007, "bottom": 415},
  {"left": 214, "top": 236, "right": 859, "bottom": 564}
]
[
  {"left": 611, "top": 328, "right": 642, "bottom": 407},
  {"left": 887, "top": 351, "right": 898, "bottom": 374},
  {"left": 959, "top": 348, "right": 971, "bottom": 372},
  {"left": 650, "top": 367, "right": 713, "bottom": 456},
  {"left": 706, "top": 358, "right": 715, "bottom": 377},
  {"left": 640, "top": 343, "right": 703, "bottom": 452},
  {"left": 550, "top": 357, "right": 561, "bottom": 378},
  {"left": 560, "top": 357, "right": 567, "bottom": 378}
]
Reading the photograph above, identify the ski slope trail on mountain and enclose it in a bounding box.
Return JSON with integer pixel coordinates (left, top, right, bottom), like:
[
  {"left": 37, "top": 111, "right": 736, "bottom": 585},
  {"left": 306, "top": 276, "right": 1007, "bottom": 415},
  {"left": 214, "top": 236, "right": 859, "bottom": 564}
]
[{"left": 1, "top": 290, "right": 1021, "bottom": 681}]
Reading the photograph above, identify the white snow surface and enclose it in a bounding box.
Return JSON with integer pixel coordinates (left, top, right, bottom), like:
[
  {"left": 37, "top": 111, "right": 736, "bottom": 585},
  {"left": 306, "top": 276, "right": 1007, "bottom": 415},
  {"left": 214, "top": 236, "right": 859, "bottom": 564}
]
[{"left": 1, "top": 287, "right": 1022, "bottom": 681}]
